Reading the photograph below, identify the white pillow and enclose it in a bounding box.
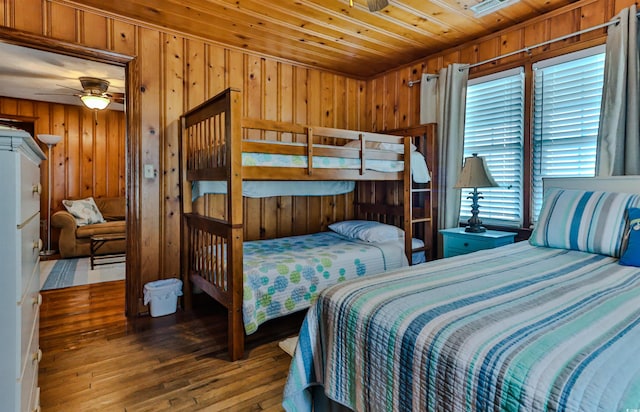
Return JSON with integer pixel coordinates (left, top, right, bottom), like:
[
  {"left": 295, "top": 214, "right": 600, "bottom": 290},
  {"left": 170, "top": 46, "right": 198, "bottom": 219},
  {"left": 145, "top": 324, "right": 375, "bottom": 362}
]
[
  {"left": 378, "top": 142, "right": 417, "bottom": 153},
  {"left": 343, "top": 140, "right": 416, "bottom": 153},
  {"left": 328, "top": 220, "right": 403, "bottom": 243},
  {"left": 62, "top": 197, "right": 106, "bottom": 226}
]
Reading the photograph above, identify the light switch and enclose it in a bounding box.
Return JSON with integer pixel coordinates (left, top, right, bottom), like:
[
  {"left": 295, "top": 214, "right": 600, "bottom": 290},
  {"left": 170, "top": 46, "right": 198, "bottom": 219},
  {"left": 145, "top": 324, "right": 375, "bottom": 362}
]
[{"left": 144, "top": 164, "right": 155, "bottom": 179}]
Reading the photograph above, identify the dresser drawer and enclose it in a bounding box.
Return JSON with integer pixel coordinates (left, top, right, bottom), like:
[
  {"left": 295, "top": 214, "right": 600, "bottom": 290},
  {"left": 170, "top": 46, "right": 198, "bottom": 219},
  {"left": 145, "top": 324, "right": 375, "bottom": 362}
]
[
  {"left": 20, "top": 213, "right": 41, "bottom": 301},
  {"left": 20, "top": 287, "right": 41, "bottom": 377},
  {"left": 20, "top": 311, "right": 40, "bottom": 412},
  {"left": 19, "top": 155, "right": 41, "bottom": 225},
  {"left": 447, "top": 237, "right": 490, "bottom": 253}
]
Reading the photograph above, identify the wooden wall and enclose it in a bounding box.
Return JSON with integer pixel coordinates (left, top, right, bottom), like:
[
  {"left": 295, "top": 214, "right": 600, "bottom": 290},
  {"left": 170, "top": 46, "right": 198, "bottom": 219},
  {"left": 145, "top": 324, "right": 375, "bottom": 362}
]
[
  {"left": 0, "top": 0, "right": 366, "bottom": 315},
  {"left": 4, "top": 0, "right": 634, "bottom": 316},
  {"left": 0, "top": 97, "right": 126, "bottom": 249},
  {"left": 365, "top": 0, "right": 636, "bottom": 132}
]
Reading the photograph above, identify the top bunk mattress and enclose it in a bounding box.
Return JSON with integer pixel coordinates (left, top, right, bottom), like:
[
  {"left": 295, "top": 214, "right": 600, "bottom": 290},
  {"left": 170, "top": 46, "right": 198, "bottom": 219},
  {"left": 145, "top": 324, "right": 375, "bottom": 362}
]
[
  {"left": 191, "top": 140, "right": 430, "bottom": 198},
  {"left": 240, "top": 140, "right": 430, "bottom": 183}
]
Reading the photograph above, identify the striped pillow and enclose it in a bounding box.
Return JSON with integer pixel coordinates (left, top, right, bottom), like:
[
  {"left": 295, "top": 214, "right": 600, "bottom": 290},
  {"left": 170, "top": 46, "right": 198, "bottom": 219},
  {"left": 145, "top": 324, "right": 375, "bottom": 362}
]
[{"left": 530, "top": 188, "right": 640, "bottom": 257}]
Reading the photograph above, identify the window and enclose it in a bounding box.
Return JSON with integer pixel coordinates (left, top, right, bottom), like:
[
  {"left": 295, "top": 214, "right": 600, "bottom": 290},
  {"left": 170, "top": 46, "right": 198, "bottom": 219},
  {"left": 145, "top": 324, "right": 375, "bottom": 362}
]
[
  {"left": 461, "top": 68, "right": 524, "bottom": 227},
  {"left": 460, "top": 46, "right": 605, "bottom": 228},
  {"left": 531, "top": 48, "right": 605, "bottom": 219}
]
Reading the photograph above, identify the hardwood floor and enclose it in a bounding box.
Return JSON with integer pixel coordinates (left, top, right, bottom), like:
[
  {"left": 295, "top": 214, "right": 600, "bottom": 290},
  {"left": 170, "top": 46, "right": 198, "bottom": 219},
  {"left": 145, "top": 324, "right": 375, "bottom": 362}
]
[{"left": 39, "top": 280, "right": 304, "bottom": 411}]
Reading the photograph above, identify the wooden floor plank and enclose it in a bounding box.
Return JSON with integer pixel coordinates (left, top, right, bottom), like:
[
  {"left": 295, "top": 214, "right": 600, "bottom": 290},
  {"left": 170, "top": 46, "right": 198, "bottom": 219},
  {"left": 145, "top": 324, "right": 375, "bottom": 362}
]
[{"left": 39, "top": 280, "right": 304, "bottom": 411}]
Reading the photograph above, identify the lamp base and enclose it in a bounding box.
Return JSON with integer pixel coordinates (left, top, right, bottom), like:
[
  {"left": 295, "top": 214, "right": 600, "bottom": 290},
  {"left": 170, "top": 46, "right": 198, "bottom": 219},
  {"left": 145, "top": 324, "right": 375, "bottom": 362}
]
[
  {"left": 39, "top": 249, "right": 57, "bottom": 257},
  {"left": 465, "top": 225, "right": 487, "bottom": 233},
  {"left": 465, "top": 188, "right": 487, "bottom": 233}
]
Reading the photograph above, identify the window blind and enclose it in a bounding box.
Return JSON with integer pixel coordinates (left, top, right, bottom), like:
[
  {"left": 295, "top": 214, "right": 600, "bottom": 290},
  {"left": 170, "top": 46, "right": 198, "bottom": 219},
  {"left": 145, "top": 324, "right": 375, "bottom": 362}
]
[
  {"left": 531, "top": 49, "right": 605, "bottom": 219},
  {"left": 461, "top": 68, "right": 524, "bottom": 227}
]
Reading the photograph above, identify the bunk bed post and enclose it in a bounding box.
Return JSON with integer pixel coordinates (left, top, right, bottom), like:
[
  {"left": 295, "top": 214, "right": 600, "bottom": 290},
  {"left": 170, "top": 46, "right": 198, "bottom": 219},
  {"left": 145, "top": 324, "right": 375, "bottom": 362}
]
[
  {"left": 426, "top": 123, "right": 438, "bottom": 261},
  {"left": 306, "top": 127, "right": 313, "bottom": 176},
  {"left": 403, "top": 135, "right": 413, "bottom": 265},
  {"left": 179, "top": 114, "right": 193, "bottom": 310},
  {"left": 226, "top": 88, "right": 245, "bottom": 361}
]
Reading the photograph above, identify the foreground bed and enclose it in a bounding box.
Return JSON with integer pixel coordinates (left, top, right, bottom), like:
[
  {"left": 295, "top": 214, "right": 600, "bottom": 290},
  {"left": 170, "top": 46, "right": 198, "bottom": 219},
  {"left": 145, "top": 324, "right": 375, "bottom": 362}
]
[{"left": 283, "top": 176, "right": 640, "bottom": 411}]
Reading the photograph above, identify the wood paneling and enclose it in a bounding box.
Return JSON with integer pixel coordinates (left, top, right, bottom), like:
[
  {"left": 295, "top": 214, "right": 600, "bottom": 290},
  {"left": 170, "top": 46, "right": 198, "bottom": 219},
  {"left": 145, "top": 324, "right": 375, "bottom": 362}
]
[
  {"left": 1, "top": 0, "right": 366, "bottom": 316},
  {"left": 365, "top": 0, "right": 637, "bottom": 131},
  {"left": 194, "top": 193, "right": 355, "bottom": 241},
  {"left": 4, "top": 0, "right": 633, "bottom": 318},
  {"left": 0, "top": 96, "right": 126, "bottom": 249},
  {"left": 48, "top": 0, "right": 577, "bottom": 77}
]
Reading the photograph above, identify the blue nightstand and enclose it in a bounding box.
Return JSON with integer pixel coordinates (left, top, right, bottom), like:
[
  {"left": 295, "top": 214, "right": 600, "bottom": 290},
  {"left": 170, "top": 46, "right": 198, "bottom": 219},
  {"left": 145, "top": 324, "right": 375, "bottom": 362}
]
[{"left": 440, "top": 227, "right": 516, "bottom": 258}]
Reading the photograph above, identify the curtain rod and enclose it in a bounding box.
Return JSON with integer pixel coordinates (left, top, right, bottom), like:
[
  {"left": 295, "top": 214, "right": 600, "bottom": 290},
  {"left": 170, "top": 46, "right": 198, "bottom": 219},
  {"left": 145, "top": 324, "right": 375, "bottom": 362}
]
[
  {"left": 462, "top": 18, "right": 618, "bottom": 70},
  {"left": 408, "top": 13, "right": 629, "bottom": 87},
  {"left": 407, "top": 74, "right": 438, "bottom": 87}
]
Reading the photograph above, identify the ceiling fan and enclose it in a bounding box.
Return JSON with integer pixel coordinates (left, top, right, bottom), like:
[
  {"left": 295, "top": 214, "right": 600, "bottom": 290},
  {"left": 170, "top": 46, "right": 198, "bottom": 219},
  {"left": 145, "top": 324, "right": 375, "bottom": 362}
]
[
  {"left": 37, "top": 76, "right": 125, "bottom": 110},
  {"left": 75, "top": 76, "right": 124, "bottom": 110}
]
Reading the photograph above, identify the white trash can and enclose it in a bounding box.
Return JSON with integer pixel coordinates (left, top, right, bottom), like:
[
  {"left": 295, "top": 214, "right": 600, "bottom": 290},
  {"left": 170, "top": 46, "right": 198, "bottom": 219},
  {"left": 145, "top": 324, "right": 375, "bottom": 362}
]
[{"left": 143, "top": 278, "right": 183, "bottom": 317}]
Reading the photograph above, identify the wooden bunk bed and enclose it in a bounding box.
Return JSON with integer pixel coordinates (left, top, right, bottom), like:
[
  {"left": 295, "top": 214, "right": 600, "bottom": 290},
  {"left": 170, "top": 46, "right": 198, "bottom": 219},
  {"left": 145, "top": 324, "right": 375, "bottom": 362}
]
[{"left": 179, "top": 87, "right": 437, "bottom": 361}]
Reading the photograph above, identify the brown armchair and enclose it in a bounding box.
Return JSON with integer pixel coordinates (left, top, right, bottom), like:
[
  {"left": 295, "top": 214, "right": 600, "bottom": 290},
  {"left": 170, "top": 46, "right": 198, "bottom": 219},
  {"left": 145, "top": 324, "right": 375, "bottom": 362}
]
[{"left": 51, "top": 197, "right": 126, "bottom": 259}]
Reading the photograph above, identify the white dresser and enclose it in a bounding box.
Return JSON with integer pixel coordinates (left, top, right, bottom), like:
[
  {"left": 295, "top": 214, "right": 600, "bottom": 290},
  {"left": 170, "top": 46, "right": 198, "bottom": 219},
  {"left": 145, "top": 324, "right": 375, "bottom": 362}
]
[{"left": 0, "top": 130, "right": 46, "bottom": 412}]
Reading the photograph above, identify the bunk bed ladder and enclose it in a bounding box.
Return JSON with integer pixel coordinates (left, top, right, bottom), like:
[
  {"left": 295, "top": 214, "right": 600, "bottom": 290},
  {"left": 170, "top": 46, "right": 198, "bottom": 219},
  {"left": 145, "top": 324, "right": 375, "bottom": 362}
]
[{"left": 393, "top": 124, "right": 437, "bottom": 264}]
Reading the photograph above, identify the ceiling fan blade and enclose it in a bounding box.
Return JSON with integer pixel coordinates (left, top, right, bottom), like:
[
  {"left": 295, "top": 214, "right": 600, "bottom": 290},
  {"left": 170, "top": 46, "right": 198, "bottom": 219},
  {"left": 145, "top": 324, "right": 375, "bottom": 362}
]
[
  {"left": 0, "top": 70, "right": 69, "bottom": 80},
  {"left": 34, "top": 92, "right": 74, "bottom": 96},
  {"left": 103, "top": 91, "right": 125, "bottom": 103},
  {"left": 56, "top": 83, "right": 84, "bottom": 93},
  {"left": 366, "top": 0, "right": 389, "bottom": 11}
]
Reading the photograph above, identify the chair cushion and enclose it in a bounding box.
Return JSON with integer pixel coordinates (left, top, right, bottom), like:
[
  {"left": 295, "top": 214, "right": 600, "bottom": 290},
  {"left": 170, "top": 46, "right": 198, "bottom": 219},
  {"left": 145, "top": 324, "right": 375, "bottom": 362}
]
[
  {"left": 95, "top": 197, "right": 126, "bottom": 220},
  {"left": 75, "top": 220, "right": 126, "bottom": 238}
]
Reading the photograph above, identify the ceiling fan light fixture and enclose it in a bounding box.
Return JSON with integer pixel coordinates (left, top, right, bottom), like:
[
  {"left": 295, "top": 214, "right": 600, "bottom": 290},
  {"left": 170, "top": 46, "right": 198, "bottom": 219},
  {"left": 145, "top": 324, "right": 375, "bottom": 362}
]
[{"left": 80, "top": 94, "right": 110, "bottom": 110}]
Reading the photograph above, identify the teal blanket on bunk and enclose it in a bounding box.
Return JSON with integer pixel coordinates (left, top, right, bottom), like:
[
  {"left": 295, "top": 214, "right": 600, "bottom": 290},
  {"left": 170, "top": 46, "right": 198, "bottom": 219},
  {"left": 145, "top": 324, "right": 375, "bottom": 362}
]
[{"left": 283, "top": 241, "right": 640, "bottom": 411}]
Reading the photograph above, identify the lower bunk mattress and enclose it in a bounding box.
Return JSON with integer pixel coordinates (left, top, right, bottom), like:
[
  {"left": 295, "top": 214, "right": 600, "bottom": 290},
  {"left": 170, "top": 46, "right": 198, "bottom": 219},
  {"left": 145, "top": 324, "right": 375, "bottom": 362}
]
[
  {"left": 283, "top": 241, "right": 640, "bottom": 411},
  {"left": 242, "top": 231, "right": 408, "bottom": 334}
]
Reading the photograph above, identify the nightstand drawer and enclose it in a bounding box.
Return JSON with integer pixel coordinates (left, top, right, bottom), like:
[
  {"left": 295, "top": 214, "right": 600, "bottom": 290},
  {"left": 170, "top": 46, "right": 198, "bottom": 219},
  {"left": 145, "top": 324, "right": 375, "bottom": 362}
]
[{"left": 440, "top": 228, "right": 516, "bottom": 258}]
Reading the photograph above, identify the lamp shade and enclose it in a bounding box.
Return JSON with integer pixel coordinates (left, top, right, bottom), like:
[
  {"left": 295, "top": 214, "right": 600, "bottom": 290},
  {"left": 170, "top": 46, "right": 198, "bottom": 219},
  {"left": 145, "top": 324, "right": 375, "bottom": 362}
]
[
  {"left": 80, "top": 94, "right": 111, "bottom": 110},
  {"left": 37, "top": 134, "right": 62, "bottom": 146},
  {"left": 454, "top": 153, "right": 498, "bottom": 188}
]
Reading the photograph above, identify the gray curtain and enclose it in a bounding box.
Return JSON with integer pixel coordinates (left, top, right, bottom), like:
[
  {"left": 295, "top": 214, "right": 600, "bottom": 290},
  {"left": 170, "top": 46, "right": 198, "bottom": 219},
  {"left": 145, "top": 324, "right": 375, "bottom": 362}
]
[
  {"left": 596, "top": 5, "right": 640, "bottom": 176},
  {"left": 435, "top": 64, "right": 469, "bottom": 231},
  {"left": 419, "top": 72, "right": 438, "bottom": 124}
]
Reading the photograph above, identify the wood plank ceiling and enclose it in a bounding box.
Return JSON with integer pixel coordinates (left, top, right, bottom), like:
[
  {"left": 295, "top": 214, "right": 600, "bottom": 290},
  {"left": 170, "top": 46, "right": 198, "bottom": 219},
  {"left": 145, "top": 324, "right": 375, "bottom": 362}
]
[{"left": 65, "top": 0, "right": 577, "bottom": 77}]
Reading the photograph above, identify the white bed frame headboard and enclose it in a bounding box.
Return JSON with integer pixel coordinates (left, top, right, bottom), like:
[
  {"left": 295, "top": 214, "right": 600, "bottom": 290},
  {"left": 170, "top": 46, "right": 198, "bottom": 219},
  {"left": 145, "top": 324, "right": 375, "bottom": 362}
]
[{"left": 543, "top": 176, "right": 640, "bottom": 195}]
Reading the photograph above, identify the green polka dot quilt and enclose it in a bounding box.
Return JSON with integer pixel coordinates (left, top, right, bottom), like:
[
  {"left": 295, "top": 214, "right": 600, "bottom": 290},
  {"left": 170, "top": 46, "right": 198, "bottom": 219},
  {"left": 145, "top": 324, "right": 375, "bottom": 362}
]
[{"left": 242, "top": 231, "right": 407, "bottom": 334}]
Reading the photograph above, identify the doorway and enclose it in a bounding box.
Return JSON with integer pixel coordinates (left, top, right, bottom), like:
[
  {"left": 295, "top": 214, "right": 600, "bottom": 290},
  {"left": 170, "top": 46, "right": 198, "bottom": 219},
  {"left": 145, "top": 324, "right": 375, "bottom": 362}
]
[{"left": 0, "top": 27, "right": 138, "bottom": 315}]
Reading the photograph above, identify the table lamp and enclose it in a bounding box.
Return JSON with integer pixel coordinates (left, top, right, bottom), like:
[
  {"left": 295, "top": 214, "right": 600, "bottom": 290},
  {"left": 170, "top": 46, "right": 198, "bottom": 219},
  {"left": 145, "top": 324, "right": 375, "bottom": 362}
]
[{"left": 454, "top": 153, "right": 498, "bottom": 233}]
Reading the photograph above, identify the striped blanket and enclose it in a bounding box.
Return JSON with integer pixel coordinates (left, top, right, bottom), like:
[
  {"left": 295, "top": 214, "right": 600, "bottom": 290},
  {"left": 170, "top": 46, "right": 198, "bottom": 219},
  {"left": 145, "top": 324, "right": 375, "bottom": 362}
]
[{"left": 283, "top": 242, "right": 640, "bottom": 411}]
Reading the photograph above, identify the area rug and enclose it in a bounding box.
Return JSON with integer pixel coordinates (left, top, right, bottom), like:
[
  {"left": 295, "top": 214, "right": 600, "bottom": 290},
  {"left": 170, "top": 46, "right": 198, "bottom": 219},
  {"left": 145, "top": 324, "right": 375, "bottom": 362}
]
[
  {"left": 40, "top": 257, "right": 125, "bottom": 291},
  {"left": 278, "top": 335, "right": 298, "bottom": 357}
]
